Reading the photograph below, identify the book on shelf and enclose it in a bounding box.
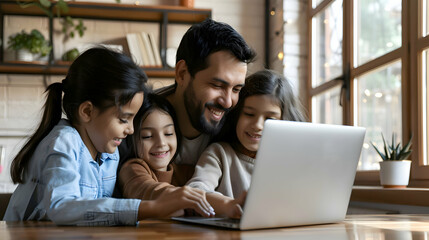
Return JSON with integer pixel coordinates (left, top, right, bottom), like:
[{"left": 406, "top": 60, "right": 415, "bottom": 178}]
[
  {"left": 126, "top": 32, "right": 164, "bottom": 68},
  {"left": 136, "top": 33, "right": 151, "bottom": 67},
  {"left": 126, "top": 33, "right": 144, "bottom": 66},
  {"left": 148, "top": 32, "right": 163, "bottom": 67},
  {"left": 140, "top": 32, "right": 157, "bottom": 67}
]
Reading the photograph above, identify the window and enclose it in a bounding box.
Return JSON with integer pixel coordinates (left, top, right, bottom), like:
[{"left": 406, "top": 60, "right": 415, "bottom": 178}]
[
  {"left": 312, "top": 85, "right": 342, "bottom": 125},
  {"left": 310, "top": 0, "right": 343, "bottom": 126},
  {"left": 355, "top": 61, "right": 402, "bottom": 170},
  {"left": 308, "top": 0, "right": 429, "bottom": 185}
]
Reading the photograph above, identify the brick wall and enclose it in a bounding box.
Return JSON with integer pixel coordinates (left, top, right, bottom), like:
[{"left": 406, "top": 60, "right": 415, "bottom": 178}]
[
  {"left": 283, "top": 0, "right": 308, "bottom": 107},
  {"left": 268, "top": 0, "right": 308, "bottom": 110}
]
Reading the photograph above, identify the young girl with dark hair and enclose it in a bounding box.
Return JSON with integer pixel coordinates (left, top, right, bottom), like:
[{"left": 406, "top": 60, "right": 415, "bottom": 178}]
[
  {"left": 187, "top": 69, "right": 306, "bottom": 218},
  {"left": 4, "top": 47, "right": 213, "bottom": 225},
  {"left": 117, "top": 93, "right": 215, "bottom": 217}
]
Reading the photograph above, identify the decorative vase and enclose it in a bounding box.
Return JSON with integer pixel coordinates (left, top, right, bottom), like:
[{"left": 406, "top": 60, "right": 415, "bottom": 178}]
[
  {"left": 379, "top": 160, "right": 411, "bottom": 188},
  {"left": 180, "top": 0, "right": 194, "bottom": 8}
]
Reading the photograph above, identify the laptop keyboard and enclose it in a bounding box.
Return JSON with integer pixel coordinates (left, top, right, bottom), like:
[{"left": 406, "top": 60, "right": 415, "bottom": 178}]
[{"left": 207, "top": 218, "right": 241, "bottom": 224}]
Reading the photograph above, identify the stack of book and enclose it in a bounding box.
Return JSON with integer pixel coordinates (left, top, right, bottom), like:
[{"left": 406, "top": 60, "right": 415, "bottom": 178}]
[{"left": 126, "top": 32, "right": 162, "bottom": 68}]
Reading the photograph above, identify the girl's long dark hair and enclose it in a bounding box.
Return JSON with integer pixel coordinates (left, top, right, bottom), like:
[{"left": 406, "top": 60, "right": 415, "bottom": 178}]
[
  {"left": 216, "top": 69, "right": 307, "bottom": 143},
  {"left": 10, "top": 47, "right": 148, "bottom": 184}
]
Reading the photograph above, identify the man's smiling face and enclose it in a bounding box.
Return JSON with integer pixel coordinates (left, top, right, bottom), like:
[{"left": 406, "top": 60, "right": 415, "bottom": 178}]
[{"left": 183, "top": 51, "right": 247, "bottom": 135}]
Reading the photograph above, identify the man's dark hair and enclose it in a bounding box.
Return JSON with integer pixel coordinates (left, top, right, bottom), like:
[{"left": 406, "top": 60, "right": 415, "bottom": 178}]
[{"left": 176, "top": 18, "right": 256, "bottom": 78}]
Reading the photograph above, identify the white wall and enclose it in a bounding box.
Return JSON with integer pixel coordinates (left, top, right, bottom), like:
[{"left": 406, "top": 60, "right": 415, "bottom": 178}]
[{"left": 0, "top": 0, "right": 265, "bottom": 192}]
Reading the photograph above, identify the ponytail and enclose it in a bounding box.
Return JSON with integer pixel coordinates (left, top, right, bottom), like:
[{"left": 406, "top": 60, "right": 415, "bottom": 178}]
[
  {"left": 11, "top": 47, "right": 148, "bottom": 183},
  {"left": 10, "top": 82, "right": 64, "bottom": 183}
]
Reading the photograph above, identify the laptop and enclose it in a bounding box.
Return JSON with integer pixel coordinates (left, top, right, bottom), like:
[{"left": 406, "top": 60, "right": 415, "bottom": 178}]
[{"left": 172, "top": 120, "right": 366, "bottom": 230}]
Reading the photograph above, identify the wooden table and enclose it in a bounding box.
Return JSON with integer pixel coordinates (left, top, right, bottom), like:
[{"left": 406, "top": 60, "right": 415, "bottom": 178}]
[{"left": 1, "top": 214, "right": 429, "bottom": 239}]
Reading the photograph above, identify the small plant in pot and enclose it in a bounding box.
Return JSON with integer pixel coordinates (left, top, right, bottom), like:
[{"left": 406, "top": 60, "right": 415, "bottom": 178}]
[
  {"left": 7, "top": 29, "right": 52, "bottom": 62},
  {"left": 371, "top": 133, "right": 412, "bottom": 188}
]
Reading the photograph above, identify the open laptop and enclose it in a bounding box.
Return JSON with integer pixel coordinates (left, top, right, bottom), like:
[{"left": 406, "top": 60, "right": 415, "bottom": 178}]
[{"left": 172, "top": 120, "right": 366, "bottom": 230}]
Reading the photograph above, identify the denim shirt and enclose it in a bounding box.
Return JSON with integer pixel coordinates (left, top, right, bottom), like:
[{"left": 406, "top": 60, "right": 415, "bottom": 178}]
[{"left": 4, "top": 119, "right": 141, "bottom": 226}]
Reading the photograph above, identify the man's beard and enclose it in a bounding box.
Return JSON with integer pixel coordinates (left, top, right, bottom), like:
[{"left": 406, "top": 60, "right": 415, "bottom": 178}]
[{"left": 184, "top": 83, "right": 229, "bottom": 136}]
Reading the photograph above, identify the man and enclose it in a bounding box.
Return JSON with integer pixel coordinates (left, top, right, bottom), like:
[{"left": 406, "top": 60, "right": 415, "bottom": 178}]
[
  {"left": 156, "top": 18, "right": 256, "bottom": 168},
  {"left": 116, "top": 19, "right": 255, "bottom": 190}
]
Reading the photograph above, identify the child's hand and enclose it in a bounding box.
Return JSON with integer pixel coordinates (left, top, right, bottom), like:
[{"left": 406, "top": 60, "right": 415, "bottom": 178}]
[
  {"left": 205, "top": 191, "right": 247, "bottom": 219},
  {"left": 138, "top": 186, "right": 215, "bottom": 220},
  {"left": 161, "top": 186, "right": 215, "bottom": 217},
  {"left": 226, "top": 191, "right": 247, "bottom": 219}
]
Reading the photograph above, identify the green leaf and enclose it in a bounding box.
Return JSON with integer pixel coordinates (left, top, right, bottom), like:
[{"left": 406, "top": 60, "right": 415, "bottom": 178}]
[
  {"left": 391, "top": 147, "right": 397, "bottom": 160},
  {"left": 17, "top": 1, "right": 53, "bottom": 18},
  {"left": 57, "top": 0, "right": 69, "bottom": 13},
  {"left": 392, "top": 143, "right": 401, "bottom": 160},
  {"left": 56, "top": 6, "right": 61, "bottom": 18},
  {"left": 17, "top": 0, "right": 86, "bottom": 41},
  {"left": 381, "top": 133, "right": 390, "bottom": 159},
  {"left": 30, "top": 29, "right": 43, "bottom": 39},
  {"left": 371, "top": 142, "right": 386, "bottom": 161},
  {"left": 16, "top": 1, "right": 37, "bottom": 9},
  {"left": 39, "top": 0, "right": 51, "bottom": 8},
  {"left": 402, "top": 134, "right": 413, "bottom": 153},
  {"left": 398, "top": 151, "right": 412, "bottom": 160},
  {"left": 66, "top": 16, "right": 73, "bottom": 24}
]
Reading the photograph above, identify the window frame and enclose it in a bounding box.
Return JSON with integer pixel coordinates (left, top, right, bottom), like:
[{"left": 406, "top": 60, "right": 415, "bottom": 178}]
[
  {"left": 307, "top": 0, "right": 429, "bottom": 186},
  {"left": 410, "top": 0, "right": 429, "bottom": 182}
]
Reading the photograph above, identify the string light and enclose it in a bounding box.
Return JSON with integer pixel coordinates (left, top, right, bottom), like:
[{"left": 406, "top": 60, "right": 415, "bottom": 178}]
[
  {"left": 270, "top": 3, "right": 286, "bottom": 63},
  {"left": 277, "top": 51, "right": 284, "bottom": 60},
  {"left": 364, "top": 89, "right": 371, "bottom": 96}
]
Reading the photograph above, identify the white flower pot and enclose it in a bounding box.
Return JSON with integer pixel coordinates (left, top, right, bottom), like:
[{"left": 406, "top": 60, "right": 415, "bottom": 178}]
[
  {"left": 16, "top": 49, "right": 48, "bottom": 62},
  {"left": 379, "top": 160, "right": 411, "bottom": 188},
  {"left": 16, "top": 49, "right": 35, "bottom": 62}
]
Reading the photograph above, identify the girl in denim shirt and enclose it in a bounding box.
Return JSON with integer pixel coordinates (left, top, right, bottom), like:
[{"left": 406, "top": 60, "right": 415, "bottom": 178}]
[{"left": 4, "top": 48, "right": 213, "bottom": 226}]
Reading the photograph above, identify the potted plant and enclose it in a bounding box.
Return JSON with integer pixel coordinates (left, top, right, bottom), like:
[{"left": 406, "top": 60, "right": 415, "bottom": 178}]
[
  {"left": 15, "top": 0, "right": 121, "bottom": 42},
  {"left": 16, "top": 0, "right": 86, "bottom": 42},
  {"left": 371, "top": 133, "right": 413, "bottom": 188},
  {"left": 7, "top": 29, "right": 52, "bottom": 62},
  {"left": 61, "top": 48, "right": 80, "bottom": 62}
]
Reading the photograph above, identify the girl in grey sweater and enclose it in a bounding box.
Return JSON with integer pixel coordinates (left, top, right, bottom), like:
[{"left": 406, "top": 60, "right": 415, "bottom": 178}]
[{"left": 187, "top": 69, "right": 306, "bottom": 219}]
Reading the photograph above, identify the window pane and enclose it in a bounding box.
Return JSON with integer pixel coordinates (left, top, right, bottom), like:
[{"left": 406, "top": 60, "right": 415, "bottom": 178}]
[
  {"left": 311, "top": 85, "right": 343, "bottom": 125},
  {"left": 312, "top": 0, "right": 324, "bottom": 9},
  {"left": 423, "top": 49, "right": 429, "bottom": 165},
  {"left": 425, "top": 0, "right": 429, "bottom": 37},
  {"left": 311, "top": 0, "right": 343, "bottom": 88},
  {"left": 355, "top": 61, "right": 402, "bottom": 170},
  {"left": 354, "top": 0, "right": 401, "bottom": 66}
]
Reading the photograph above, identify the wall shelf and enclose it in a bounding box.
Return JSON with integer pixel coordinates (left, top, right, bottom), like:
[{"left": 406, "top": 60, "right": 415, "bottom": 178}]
[
  {"left": 0, "top": 61, "right": 176, "bottom": 77},
  {"left": 0, "top": 1, "right": 211, "bottom": 23},
  {"left": 0, "top": 1, "right": 211, "bottom": 78}
]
